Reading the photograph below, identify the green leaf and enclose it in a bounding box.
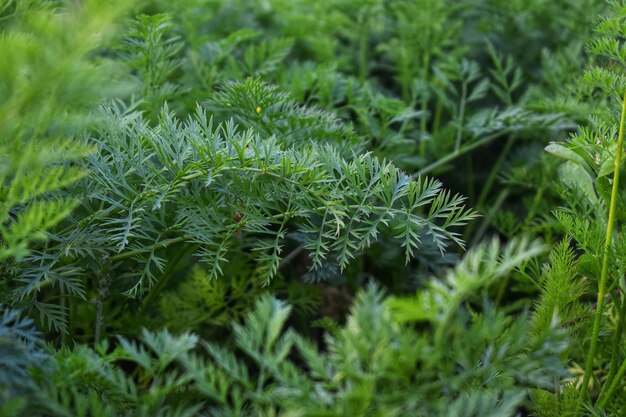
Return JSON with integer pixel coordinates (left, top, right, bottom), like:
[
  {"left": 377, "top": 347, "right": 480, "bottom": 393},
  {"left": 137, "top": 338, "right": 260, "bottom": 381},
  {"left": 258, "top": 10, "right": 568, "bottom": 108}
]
[
  {"left": 545, "top": 143, "right": 593, "bottom": 174},
  {"left": 557, "top": 161, "right": 600, "bottom": 206}
]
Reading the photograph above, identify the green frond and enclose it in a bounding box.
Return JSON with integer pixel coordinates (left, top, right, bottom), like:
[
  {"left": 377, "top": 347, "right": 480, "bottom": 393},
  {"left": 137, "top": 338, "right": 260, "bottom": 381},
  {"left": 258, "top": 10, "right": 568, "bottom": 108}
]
[
  {"left": 119, "top": 13, "right": 184, "bottom": 116},
  {"left": 387, "top": 238, "right": 546, "bottom": 324},
  {"left": 0, "top": 0, "right": 132, "bottom": 263},
  {"left": 66, "top": 103, "right": 474, "bottom": 295},
  {"left": 205, "top": 78, "right": 363, "bottom": 154},
  {"left": 531, "top": 240, "right": 587, "bottom": 350}
]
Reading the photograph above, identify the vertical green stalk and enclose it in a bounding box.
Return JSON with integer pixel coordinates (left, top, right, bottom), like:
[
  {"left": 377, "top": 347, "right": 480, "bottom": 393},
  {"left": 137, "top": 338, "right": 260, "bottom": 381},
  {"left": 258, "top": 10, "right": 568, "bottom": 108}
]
[
  {"left": 466, "top": 156, "right": 475, "bottom": 203},
  {"left": 464, "top": 135, "right": 517, "bottom": 242},
  {"left": 433, "top": 97, "right": 443, "bottom": 135},
  {"left": 578, "top": 89, "right": 626, "bottom": 407},
  {"left": 522, "top": 177, "right": 547, "bottom": 230},
  {"left": 603, "top": 295, "right": 626, "bottom": 388},
  {"left": 599, "top": 352, "right": 626, "bottom": 407},
  {"left": 419, "top": 52, "right": 431, "bottom": 158},
  {"left": 469, "top": 188, "right": 510, "bottom": 248},
  {"left": 598, "top": 295, "right": 626, "bottom": 406},
  {"left": 357, "top": 9, "right": 369, "bottom": 83},
  {"left": 454, "top": 81, "right": 467, "bottom": 152}
]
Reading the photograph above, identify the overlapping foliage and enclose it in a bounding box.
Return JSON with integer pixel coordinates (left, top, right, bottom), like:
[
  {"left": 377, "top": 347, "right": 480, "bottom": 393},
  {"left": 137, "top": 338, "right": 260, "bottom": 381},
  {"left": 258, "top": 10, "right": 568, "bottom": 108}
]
[{"left": 3, "top": 0, "right": 626, "bottom": 416}]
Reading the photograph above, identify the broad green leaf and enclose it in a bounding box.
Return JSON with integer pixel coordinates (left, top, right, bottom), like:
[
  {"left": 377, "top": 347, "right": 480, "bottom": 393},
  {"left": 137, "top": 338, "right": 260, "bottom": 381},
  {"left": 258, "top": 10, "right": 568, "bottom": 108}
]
[
  {"left": 558, "top": 161, "right": 599, "bottom": 206},
  {"left": 545, "top": 143, "right": 593, "bottom": 174}
]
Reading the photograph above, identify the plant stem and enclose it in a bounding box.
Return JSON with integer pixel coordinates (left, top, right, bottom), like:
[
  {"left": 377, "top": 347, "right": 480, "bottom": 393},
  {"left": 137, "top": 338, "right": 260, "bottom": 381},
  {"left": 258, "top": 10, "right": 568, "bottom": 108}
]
[
  {"left": 138, "top": 243, "right": 197, "bottom": 316},
  {"left": 478, "top": 135, "right": 516, "bottom": 209},
  {"left": 469, "top": 188, "right": 510, "bottom": 247},
  {"left": 413, "top": 129, "right": 511, "bottom": 178},
  {"left": 599, "top": 352, "right": 626, "bottom": 407},
  {"left": 278, "top": 243, "right": 305, "bottom": 270},
  {"left": 464, "top": 135, "right": 516, "bottom": 242},
  {"left": 357, "top": 9, "right": 369, "bottom": 83},
  {"left": 467, "top": 156, "right": 475, "bottom": 203},
  {"left": 110, "top": 236, "right": 186, "bottom": 262},
  {"left": 433, "top": 97, "right": 443, "bottom": 135},
  {"left": 522, "top": 176, "right": 547, "bottom": 230},
  {"left": 455, "top": 82, "right": 467, "bottom": 152},
  {"left": 603, "top": 294, "right": 626, "bottom": 387},
  {"left": 419, "top": 52, "right": 431, "bottom": 157},
  {"left": 578, "top": 89, "right": 626, "bottom": 407}
]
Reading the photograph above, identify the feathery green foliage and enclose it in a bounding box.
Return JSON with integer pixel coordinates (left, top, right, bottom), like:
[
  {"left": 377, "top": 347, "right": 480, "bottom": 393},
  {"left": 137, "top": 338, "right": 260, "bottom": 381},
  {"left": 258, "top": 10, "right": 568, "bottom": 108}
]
[
  {"left": 2, "top": 0, "right": 624, "bottom": 416},
  {"left": 7, "top": 241, "right": 568, "bottom": 417},
  {"left": 536, "top": 1, "right": 626, "bottom": 414},
  {"left": 0, "top": 0, "right": 129, "bottom": 261}
]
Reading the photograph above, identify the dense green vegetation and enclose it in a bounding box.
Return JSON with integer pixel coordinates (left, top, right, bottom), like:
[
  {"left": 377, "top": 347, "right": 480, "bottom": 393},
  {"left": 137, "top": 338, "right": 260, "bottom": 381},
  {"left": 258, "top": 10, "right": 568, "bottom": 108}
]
[{"left": 4, "top": 0, "right": 626, "bottom": 415}]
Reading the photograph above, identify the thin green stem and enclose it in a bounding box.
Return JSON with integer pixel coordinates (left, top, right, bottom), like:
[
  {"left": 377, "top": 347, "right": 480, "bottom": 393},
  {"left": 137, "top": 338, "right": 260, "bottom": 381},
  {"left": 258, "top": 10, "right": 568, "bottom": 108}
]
[
  {"left": 278, "top": 243, "right": 305, "bottom": 270},
  {"left": 578, "top": 89, "right": 626, "bottom": 408},
  {"left": 466, "top": 156, "right": 475, "bottom": 203},
  {"left": 413, "top": 129, "right": 511, "bottom": 178},
  {"left": 419, "top": 52, "right": 431, "bottom": 157},
  {"left": 522, "top": 177, "right": 547, "bottom": 230},
  {"left": 138, "top": 243, "right": 198, "bottom": 316},
  {"left": 357, "top": 10, "right": 369, "bottom": 83},
  {"left": 469, "top": 188, "right": 510, "bottom": 248},
  {"left": 495, "top": 275, "right": 510, "bottom": 307},
  {"left": 600, "top": 294, "right": 626, "bottom": 399},
  {"left": 478, "top": 135, "right": 516, "bottom": 209},
  {"left": 433, "top": 97, "right": 443, "bottom": 135},
  {"left": 110, "top": 236, "right": 186, "bottom": 262},
  {"left": 455, "top": 82, "right": 467, "bottom": 152},
  {"left": 598, "top": 354, "right": 626, "bottom": 408},
  {"left": 464, "top": 135, "right": 516, "bottom": 241},
  {"left": 399, "top": 95, "right": 418, "bottom": 136}
]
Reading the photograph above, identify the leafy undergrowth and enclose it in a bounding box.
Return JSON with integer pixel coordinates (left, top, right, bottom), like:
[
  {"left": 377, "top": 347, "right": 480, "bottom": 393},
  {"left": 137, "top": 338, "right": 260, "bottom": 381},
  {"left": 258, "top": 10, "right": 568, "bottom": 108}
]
[{"left": 3, "top": 0, "right": 626, "bottom": 416}]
